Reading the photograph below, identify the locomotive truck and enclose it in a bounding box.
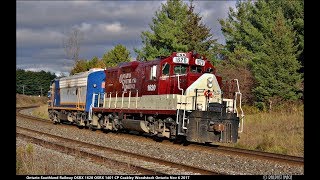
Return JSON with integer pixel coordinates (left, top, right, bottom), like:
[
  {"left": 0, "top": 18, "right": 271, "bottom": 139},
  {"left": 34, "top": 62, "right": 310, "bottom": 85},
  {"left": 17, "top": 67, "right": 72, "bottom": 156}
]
[{"left": 48, "top": 51, "right": 244, "bottom": 144}]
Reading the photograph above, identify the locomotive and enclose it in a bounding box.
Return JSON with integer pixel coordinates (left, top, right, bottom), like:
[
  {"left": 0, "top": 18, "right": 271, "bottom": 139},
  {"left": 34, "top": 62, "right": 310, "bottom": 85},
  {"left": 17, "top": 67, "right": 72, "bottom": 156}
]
[{"left": 48, "top": 51, "right": 244, "bottom": 143}]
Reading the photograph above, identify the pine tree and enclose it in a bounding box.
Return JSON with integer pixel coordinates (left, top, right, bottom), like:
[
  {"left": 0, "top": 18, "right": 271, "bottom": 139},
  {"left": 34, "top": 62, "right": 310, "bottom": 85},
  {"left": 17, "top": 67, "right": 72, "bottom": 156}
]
[
  {"left": 219, "top": 0, "right": 303, "bottom": 106},
  {"left": 252, "top": 8, "right": 302, "bottom": 103},
  {"left": 269, "top": 0, "right": 304, "bottom": 71},
  {"left": 102, "top": 44, "right": 131, "bottom": 67},
  {"left": 16, "top": 69, "right": 56, "bottom": 95},
  {"left": 180, "top": 1, "right": 218, "bottom": 58},
  {"left": 135, "top": 0, "right": 217, "bottom": 60}
]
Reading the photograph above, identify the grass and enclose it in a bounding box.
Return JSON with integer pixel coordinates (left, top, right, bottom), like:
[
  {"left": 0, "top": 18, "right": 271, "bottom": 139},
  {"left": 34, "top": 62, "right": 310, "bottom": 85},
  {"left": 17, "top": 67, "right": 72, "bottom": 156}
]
[
  {"left": 16, "top": 143, "right": 92, "bottom": 175},
  {"left": 231, "top": 103, "right": 304, "bottom": 157},
  {"left": 16, "top": 94, "right": 49, "bottom": 119},
  {"left": 16, "top": 94, "right": 48, "bottom": 107},
  {"left": 16, "top": 143, "right": 36, "bottom": 174},
  {"left": 32, "top": 105, "right": 50, "bottom": 119}
]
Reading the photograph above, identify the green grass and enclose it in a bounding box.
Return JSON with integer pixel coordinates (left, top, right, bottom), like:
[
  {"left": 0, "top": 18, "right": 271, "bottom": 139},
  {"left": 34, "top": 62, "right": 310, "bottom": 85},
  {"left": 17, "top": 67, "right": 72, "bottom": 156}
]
[{"left": 31, "top": 105, "right": 49, "bottom": 119}]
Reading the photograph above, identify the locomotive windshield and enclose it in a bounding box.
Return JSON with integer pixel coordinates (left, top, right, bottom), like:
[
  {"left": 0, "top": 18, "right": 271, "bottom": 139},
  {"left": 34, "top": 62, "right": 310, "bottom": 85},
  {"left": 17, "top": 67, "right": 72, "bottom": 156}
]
[
  {"left": 191, "top": 66, "right": 202, "bottom": 73},
  {"left": 174, "top": 64, "right": 188, "bottom": 74}
]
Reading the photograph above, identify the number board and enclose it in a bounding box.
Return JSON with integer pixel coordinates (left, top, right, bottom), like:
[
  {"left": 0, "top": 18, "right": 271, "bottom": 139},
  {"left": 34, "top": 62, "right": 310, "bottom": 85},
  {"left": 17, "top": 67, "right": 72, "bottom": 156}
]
[
  {"left": 195, "top": 59, "right": 205, "bottom": 66},
  {"left": 173, "top": 57, "right": 189, "bottom": 64}
]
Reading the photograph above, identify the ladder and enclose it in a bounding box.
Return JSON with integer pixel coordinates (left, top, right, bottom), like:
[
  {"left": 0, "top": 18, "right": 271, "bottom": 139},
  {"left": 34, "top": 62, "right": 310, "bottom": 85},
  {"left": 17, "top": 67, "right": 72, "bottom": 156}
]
[{"left": 176, "top": 75, "right": 189, "bottom": 135}]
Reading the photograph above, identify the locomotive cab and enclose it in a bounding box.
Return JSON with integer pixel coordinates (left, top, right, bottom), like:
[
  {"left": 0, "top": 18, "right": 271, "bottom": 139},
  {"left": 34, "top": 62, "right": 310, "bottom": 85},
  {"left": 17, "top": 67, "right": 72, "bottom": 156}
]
[{"left": 157, "top": 52, "right": 219, "bottom": 95}]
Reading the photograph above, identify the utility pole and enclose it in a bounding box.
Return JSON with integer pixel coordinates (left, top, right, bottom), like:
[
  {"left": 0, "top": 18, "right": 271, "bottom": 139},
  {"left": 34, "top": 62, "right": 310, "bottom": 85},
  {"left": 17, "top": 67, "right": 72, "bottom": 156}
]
[
  {"left": 22, "top": 85, "right": 25, "bottom": 95},
  {"left": 40, "top": 87, "right": 43, "bottom": 97}
]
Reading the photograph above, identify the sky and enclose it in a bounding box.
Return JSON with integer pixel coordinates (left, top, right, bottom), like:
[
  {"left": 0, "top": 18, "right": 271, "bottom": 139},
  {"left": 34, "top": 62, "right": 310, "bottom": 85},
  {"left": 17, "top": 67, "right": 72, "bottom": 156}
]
[{"left": 16, "top": 0, "right": 236, "bottom": 76}]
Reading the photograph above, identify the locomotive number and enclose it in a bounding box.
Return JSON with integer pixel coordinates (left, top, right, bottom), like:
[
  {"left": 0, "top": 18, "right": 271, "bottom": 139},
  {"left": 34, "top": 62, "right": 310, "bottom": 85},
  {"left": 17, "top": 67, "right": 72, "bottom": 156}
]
[
  {"left": 173, "top": 57, "right": 189, "bottom": 64},
  {"left": 147, "top": 84, "right": 156, "bottom": 91},
  {"left": 195, "top": 59, "right": 205, "bottom": 66}
]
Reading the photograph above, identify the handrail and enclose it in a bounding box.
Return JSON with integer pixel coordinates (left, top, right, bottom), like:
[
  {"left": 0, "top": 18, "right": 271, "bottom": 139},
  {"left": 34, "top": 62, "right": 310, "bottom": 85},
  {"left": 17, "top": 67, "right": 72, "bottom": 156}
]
[
  {"left": 233, "top": 79, "right": 244, "bottom": 133},
  {"left": 176, "top": 75, "right": 184, "bottom": 125},
  {"left": 128, "top": 91, "right": 131, "bottom": 108},
  {"left": 136, "top": 90, "right": 139, "bottom": 109}
]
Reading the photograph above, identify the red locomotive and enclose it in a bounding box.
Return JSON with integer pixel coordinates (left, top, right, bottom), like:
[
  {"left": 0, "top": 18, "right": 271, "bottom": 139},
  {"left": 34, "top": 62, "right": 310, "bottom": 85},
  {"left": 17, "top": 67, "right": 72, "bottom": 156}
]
[{"left": 89, "top": 51, "right": 244, "bottom": 143}]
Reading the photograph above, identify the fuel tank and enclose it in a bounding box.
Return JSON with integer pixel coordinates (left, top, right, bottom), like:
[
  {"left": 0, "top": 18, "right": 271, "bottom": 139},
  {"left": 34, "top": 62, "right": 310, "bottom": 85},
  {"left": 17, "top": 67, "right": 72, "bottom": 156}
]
[{"left": 121, "top": 119, "right": 150, "bottom": 133}]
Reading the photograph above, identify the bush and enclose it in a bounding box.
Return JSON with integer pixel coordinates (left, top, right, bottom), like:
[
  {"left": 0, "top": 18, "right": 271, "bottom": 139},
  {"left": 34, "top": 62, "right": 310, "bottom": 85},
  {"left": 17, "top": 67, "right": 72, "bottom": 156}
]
[{"left": 254, "top": 102, "right": 266, "bottom": 111}]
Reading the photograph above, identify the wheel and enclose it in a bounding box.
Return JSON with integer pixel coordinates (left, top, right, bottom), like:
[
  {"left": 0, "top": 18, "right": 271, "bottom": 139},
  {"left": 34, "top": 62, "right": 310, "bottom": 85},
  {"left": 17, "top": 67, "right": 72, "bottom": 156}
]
[{"left": 53, "top": 112, "right": 60, "bottom": 124}]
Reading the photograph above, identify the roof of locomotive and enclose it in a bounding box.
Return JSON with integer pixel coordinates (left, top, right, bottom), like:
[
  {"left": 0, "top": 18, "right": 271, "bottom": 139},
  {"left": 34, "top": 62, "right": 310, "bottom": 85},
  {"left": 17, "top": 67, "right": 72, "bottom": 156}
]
[
  {"left": 105, "top": 51, "right": 210, "bottom": 71},
  {"left": 58, "top": 68, "right": 104, "bottom": 80},
  {"left": 58, "top": 68, "right": 105, "bottom": 88}
]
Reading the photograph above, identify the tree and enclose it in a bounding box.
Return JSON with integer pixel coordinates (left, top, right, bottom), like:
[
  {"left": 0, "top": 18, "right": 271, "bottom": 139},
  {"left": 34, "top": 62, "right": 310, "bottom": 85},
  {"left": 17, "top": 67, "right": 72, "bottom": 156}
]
[
  {"left": 269, "top": 0, "right": 304, "bottom": 72},
  {"left": 252, "top": 9, "right": 302, "bottom": 105},
  {"left": 70, "top": 59, "right": 88, "bottom": 75},
  {"left": 102, "top": 44, "right": 131, "bottom": 67},
  {"left": 181, "top": 1, "right": 218, "bottom": 59},
  {"left": 69, "top": 44, "right": 131, "bottom": 75},
  {"left": 215, "top": 46, "right": 255, "bottom": 104},
  {"left": 135, "top": 0, "right": 217, "bottom": 60},
  {"left": 63, "top": 27, "right": 84, "bottom": 63},
  {"left": 219, "top": 0, "right": 303, "bottom": 107},
  {"left": 16, "top": 69, "right": 56, "bottom": 96},
  {"left": 87, "top": 56, "right": 105, "bottom": 69},
  {"left": 70, "top": 56, "right": 105, "bottom": 75}
]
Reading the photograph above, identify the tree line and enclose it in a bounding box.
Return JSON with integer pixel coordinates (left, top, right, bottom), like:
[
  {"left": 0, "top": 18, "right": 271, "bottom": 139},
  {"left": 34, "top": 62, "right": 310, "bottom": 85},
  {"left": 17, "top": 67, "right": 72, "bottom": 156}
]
[
  {"left": 58, "top": 0, "right": 305, "bottom": 109},
  {"left": 16, "top": 69, "right": 56, "bottom": 96}
]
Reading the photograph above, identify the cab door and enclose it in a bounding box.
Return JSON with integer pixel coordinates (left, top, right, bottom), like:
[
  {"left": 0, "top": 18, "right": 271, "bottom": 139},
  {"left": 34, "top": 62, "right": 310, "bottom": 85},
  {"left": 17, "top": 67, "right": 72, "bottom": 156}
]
[
  {"left": 158, "top": 62, "right": 171, "bottom": 94},
  {"left": 142, "top": 64, "right": 158, "bottom": 95},
  {"left": 170, "top": 64, "right": 188, "bottom": 94}
]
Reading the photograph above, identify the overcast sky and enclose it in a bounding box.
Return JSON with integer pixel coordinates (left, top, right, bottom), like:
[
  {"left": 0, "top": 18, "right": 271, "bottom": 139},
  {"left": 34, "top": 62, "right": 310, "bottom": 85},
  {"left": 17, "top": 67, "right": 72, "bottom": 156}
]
[{"left": 16, "top": 0, "right": 236, "bottom": 76}]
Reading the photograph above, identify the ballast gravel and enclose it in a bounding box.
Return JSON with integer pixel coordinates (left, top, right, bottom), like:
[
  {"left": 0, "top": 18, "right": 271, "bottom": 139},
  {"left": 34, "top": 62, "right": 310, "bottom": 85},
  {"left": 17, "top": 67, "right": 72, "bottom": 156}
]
[{"left": 17, "top": 109, "right": 304, "bottom": 175}]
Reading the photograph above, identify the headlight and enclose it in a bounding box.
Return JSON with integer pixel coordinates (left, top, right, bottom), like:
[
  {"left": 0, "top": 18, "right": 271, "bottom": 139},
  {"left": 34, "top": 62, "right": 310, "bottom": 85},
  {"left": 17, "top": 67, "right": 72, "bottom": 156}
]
[
  {"left": 227, "top": 107, "right": 234, "bottom": 113},
  {"left": 207, "top": 77, "right": 213, "bottom": 88}
]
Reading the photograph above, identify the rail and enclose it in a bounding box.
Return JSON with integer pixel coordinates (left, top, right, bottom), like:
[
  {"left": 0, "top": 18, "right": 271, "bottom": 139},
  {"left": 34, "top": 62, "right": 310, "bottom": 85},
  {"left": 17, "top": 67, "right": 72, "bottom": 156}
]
[{"left": 16, "top": 119, "right": 222, "bottom": 175}]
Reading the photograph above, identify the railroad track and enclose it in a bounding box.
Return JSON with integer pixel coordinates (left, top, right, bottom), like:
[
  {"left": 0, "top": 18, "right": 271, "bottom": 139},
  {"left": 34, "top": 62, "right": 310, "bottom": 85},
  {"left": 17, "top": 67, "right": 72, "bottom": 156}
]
[
  {"left": 205, "top": 144, "right": 303, "bottom": 166},
  {"left": 16, "top": 107, "right": 221, "bottom": 175},
  {"left": 17, "top": 106, "right": 304, "bottom": 169}
]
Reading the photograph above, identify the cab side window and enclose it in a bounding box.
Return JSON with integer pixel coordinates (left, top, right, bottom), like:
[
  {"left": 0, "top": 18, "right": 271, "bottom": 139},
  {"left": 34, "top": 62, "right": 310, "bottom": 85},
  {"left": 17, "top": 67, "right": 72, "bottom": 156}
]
[
  {"left": 150, "top": 65, "right": 157, "bottom": 80},
  {"left": 162, "top": 63, "right": 170, "bottom": 75}
]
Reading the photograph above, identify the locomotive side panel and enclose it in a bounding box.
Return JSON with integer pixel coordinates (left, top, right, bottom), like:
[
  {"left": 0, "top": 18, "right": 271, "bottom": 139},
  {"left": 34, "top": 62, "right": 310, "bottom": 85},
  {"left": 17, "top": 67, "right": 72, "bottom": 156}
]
[
  {"left": 48, "top": 69, "right": 105, "bottom": 125},
  {"left": 59, "top": 73, "right": 88, "bottom": 109},
  {"left": 85, "top": 71, "right": 105, "bottom": 112}
]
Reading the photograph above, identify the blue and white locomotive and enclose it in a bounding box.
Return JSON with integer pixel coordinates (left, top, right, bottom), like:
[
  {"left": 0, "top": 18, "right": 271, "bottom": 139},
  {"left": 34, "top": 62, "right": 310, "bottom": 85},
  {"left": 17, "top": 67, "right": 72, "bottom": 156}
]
[{"left": 48, "top": 68, "right": 105, "bottom": 127}]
